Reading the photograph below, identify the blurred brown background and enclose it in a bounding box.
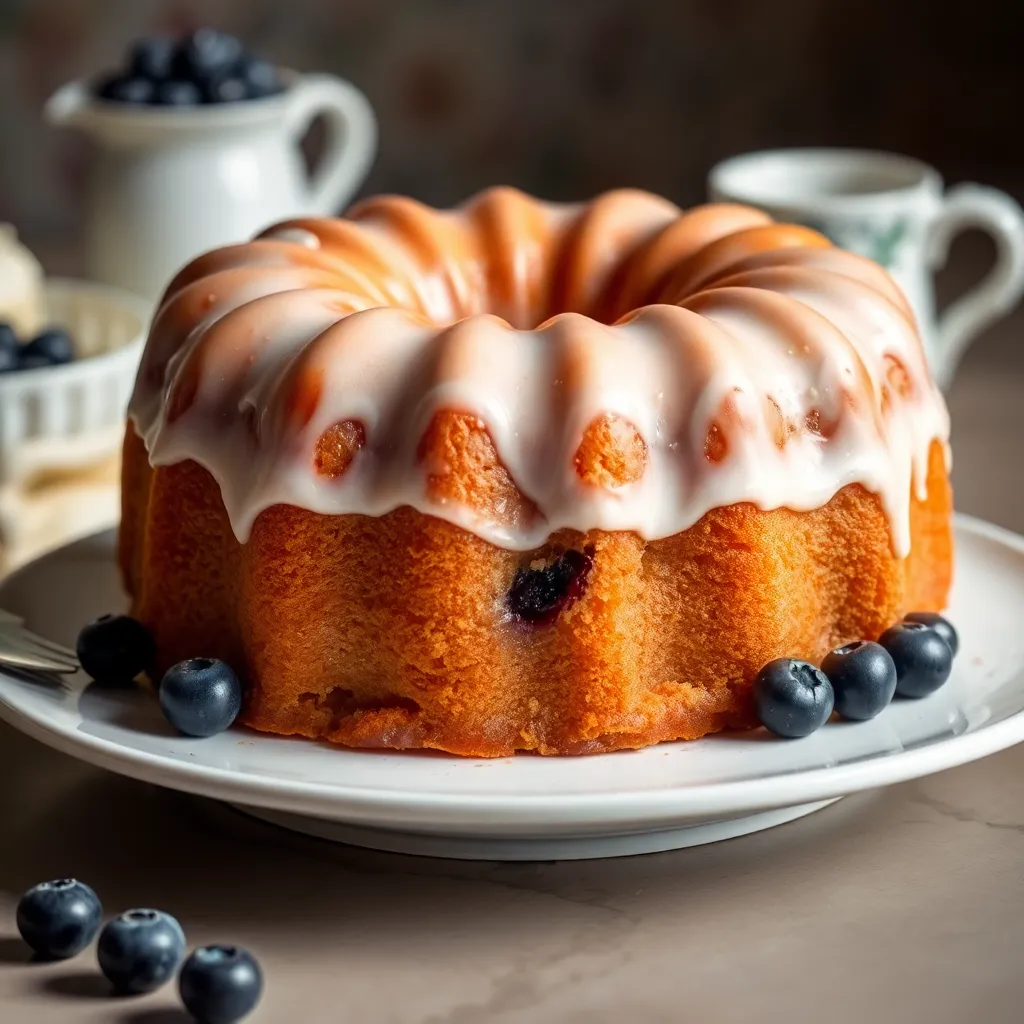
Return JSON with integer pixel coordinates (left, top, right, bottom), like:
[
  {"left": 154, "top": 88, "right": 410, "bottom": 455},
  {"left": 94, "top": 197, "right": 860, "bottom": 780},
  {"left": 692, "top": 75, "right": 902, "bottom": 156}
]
[{"left": 0, "top": 0, "right": 1022, "bottom": 373}]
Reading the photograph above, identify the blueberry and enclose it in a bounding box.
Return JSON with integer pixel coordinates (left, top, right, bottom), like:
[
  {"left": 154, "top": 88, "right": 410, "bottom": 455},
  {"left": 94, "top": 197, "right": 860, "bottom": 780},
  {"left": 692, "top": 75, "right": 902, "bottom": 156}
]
[
  {"left": 200, "top": 70, "right": 249, "bottom": 104},
  {"left": 0, "top": 322, "right": 19, "bottom": 372},
  {"left": 879, "top": 621, "right": 953, "bottom": 698},
  {"left": 23, "top": 327, "right": 74, "bottom": 366},
  {"left": 903, "top": 611, "right": 959, "bottom": 656},
  {"left": 507, "top": 549, "right": 593, "bottom": 624},
  {"left": 98, "top": 909, "right": 186, "bottom": 994},
  {"left": 173, "top": 28, "right": 245, "bottom": 79},
  {"left": 154, "top": 79, "right": 204, "bottom": 106},
  {"left": 129, "top": 36, "right": 177, "bottom": 80},
  {"left": 237, "top": 57, "right": 283, "bottom": 99},
  {"left": 16, "top": 353, "right": 53, "bottom": 371},
  {"left": 16, "top": 879, "right": 102, "bottom": 960},
  {"left": 179, "top": 945, "right": 264, "bottom": 1024},
  {"left": 159, "top": 658, "right": 242, "bottom": 737},
  {"left": 753, "top": 658, "right": 834, "bottom": 738},
  {"left": 95, "top": 73, "right": 155, "bottom": 104},
  {"left": 821, "top": 640, "right": 898, "bottom": 721},
  {"left": 76, "top": 613, "right": 155, "bottom": 686},
  {"left": 0, "top": 343, "right": 19, "bottom": 373},
  {"left": 0, "top": 322, "right": 18, "bottom": 351}
]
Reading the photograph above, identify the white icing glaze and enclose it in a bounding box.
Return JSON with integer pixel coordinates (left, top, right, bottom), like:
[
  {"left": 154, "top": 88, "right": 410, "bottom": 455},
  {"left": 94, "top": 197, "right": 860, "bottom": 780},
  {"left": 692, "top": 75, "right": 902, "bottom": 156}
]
[
  {"left": 129, "top": 187, "right": 950, "bottom": 556},
  {"left": 260, "top": 227, "right": 321, "bottom": 249}
]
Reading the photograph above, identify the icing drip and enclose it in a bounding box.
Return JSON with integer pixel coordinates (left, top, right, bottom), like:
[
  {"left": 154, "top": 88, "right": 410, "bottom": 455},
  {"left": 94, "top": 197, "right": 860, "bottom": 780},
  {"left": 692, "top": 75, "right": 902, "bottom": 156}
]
[{"left": 130, "top": 187, "right": 950, "bottom": 557}]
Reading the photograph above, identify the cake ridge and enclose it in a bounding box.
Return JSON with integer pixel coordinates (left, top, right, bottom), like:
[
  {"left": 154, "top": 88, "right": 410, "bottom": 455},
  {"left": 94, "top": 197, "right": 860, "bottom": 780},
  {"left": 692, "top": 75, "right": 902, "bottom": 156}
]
[{"left": 129, "top": 186, "right": 949, "bottom": 556}]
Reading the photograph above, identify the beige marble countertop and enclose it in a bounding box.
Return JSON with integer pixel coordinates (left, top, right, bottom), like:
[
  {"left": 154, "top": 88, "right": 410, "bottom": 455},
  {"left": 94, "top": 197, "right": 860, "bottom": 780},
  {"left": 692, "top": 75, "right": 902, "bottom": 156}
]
[{"left": 0, "top": 262, "right": 1023, "bottom": 1022}]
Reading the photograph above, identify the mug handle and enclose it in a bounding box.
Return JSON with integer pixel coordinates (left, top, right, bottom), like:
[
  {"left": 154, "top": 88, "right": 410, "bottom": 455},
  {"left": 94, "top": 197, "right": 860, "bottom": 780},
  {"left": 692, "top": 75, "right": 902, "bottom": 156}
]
[
  {"left": 927, "top": 183, "right": 1024, "bottom": 386},
  {"left": 284, "top": 74, "right": 378, "bottom": 216}
]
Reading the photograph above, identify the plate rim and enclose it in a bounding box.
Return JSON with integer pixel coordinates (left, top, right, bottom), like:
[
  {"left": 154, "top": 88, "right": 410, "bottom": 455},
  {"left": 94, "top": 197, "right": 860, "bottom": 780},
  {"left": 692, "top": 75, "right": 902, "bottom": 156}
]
[{"left": 1, "top": 512, "right": 1023, "bottom": 831}]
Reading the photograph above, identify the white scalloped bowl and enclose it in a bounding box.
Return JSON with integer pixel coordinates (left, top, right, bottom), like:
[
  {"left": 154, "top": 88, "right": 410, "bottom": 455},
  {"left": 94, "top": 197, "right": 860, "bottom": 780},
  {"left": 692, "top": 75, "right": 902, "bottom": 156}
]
[{"left": 0, "top": 278, "right": 150, "bottom": 485}]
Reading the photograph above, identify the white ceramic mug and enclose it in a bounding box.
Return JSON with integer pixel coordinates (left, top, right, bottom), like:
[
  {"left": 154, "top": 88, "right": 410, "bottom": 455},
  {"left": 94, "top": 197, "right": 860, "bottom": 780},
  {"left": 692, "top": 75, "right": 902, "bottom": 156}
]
[
  {"left": 45, "top": 71, "right": 377, "bottom": 303},
  {"left": 709, "top": 148, "right": 1024, "bottom": 389}
]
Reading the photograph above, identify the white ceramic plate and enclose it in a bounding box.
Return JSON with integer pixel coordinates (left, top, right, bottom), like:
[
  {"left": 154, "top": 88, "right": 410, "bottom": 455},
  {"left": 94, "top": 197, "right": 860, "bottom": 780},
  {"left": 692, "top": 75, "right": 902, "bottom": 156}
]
[{"left": 1, "top": 515, "right": 1022, "bottom": 860}]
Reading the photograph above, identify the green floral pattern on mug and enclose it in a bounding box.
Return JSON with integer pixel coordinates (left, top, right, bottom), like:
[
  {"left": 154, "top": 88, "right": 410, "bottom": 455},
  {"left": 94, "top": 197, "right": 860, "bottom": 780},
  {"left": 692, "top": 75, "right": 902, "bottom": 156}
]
[{"left": 800, "top": 216, "right": 909, "bottom": 269}]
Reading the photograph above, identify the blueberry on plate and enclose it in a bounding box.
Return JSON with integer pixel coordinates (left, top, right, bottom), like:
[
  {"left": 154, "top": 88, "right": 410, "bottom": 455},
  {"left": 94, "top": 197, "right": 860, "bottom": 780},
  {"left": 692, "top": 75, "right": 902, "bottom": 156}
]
[
  {"left": 878, "top": 621, "right": 953, "bottom": 698},
  {"left": 16, "top": 879, "right": 102, "bottom": 960},
  {"left": 173, "top": 28, "right": 245, "bottom": 79},
  {"left": 76, "top": 613, "right": 155, "bottom": 686},
  {"left": 98, "top": 909, "right": 186, "bottom": 994},
  {"left": 22, "top": 327, "right": 74, "bottom": 366},
  {"left": 237, "top": 57, "right": 283, "bottom": 99},
  {"left": 159, "top": 658, "right": 242, "bottom": 737},
  {"left": 128, "top": 36, "right": 177, "bottom": 80},
  {"left": 153, "top": 78, "right": 204, "bottom": 106},
  {"left": 753, "top": 658, "right": 834, "bottom": 738},
  {"left": 95, "top": 73, "right": 155, "bottom": 104},
  {"left": 179, "top": 945, "right": 264, "bottom": 1024},
  {"left": 0, "top": 322, "right": 18, "bottom": 351},
  {"left": 903, "top": 611, "right": 959, "bottom": 656},
  {"left": 821, "top": 640, "right": 898, "bottom": 721}
]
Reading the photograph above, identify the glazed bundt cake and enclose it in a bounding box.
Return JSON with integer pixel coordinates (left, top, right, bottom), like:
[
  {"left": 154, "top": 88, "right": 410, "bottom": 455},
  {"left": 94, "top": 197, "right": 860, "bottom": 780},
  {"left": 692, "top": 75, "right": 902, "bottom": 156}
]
[{"left": 120, "top": 186, "right": 953, "bottom": 756}]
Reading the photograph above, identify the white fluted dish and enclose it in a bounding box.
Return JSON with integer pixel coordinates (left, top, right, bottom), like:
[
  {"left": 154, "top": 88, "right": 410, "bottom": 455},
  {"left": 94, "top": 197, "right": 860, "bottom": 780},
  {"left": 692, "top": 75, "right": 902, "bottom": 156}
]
[
  {"left": 0, "top": 278, "right": 149, "bottom": 485},
  {"left": 0, "top": 513, "right": 1022, "bottom": 861}
]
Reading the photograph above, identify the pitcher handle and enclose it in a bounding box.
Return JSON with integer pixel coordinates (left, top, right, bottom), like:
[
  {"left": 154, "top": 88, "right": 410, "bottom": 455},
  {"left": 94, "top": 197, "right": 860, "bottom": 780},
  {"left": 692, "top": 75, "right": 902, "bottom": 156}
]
[
  {"left": 928, "top": 183, "right": 1024, "bottom": 388},
  {"left": 285, "top": 74, "right": 377, "bottom": 216}
]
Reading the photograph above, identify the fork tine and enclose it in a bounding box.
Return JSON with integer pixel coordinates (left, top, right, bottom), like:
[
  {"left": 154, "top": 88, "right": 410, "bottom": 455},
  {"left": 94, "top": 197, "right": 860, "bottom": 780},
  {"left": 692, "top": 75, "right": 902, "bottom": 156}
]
[
  {"left": 18, "top": 629, "right": 77, "bottom": 661},
  {"left": 0, "top": 648, "right": 78, "bottom": 674},
  {"left": 0, "top": 622, "right": 78, "bottom": 661},
  {"left": 0, "top": 631, "right": 78, "bottom": 671},
  {"left": 2, "top": 638, "right": 76, "bottom": 671},
  {"left": 19, "top": 641, "right": 78, "bottom": 670}
]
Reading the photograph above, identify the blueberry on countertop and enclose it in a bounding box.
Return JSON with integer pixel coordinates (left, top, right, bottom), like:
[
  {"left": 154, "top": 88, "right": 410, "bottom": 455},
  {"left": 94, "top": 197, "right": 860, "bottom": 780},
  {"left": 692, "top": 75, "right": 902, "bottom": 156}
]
[
  {"left": 129, "top": 36, "right": 177, "bottom": 80},
  {"left": 878, "top": 621, "right": 954, "bottom": 698},
  {"left": 753, "top": 658, "right": 834, "bottom": 738},
  {"left": 903, "top": 611, "right": 959, "bottom": 656},
  {"left": 76, "top": 613, "right": 155, "bottom": 686},
  {"left": 179, "top": 945, "right": 264, "bottom": 1024},
  {"left": 98, "top": 909, "right": 186, "bottom": 994},
  {"left": 159, "top": 658, "right": 242, "bottom": 737},
  {"left": 821, "top": 640, "right": 898, "bottom": 721},
  {"left": 16, "top": 879, "right": 102, "bottom": 960},
  {"left": 23, "top": 327, "right": 75, "bottom": 366},
  {"left": 96, "top": 73, "right": 156, "bottom": 105}
]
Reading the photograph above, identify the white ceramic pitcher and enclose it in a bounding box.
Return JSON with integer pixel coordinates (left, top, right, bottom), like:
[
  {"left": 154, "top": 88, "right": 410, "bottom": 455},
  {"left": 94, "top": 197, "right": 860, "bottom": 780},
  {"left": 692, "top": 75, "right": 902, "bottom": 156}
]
[
  {"left": 709, "top": 148, "right": 1024, "bottom": 389},
  {"left": 46, "top": 72, "right": 377, "bottom": 303}
]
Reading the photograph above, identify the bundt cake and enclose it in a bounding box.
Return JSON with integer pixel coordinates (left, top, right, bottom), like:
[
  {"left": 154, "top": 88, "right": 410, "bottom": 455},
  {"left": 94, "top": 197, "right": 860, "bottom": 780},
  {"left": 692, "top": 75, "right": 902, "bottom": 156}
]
[{"left": 119, "top": 186, "right": 953, "bottom": 757}]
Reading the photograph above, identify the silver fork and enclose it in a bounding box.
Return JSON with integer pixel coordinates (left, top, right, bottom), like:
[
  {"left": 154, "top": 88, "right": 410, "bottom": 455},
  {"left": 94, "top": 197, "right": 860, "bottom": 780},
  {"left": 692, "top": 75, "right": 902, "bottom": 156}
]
[{"left": 0, "top": 609, "right": 78, "bottom": 674}]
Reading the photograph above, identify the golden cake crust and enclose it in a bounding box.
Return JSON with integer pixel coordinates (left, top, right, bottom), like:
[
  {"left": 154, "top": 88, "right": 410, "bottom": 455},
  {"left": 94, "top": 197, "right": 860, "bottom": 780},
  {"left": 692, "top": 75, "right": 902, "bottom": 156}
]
[{"left": 120, "top": 424, "right": 951, "bottom": 757}]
